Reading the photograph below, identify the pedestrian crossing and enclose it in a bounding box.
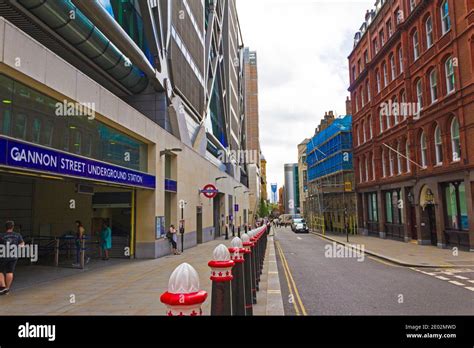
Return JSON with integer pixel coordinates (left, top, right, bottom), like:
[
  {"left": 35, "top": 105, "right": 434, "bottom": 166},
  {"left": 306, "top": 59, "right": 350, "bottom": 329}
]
[{"left": 411, "top": 267, "right": 474, "bottom": 292}]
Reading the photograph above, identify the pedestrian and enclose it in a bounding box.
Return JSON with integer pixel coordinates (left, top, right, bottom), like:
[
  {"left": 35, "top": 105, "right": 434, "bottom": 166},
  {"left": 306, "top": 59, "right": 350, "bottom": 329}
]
[
  {"left": 0, "top": 221, "right": 24, "bottom": 295},
  {"left": 73, "top": 220, "right": 90, "bottom": 267},
  {"left": 167, "top": 225, "right": 180, "bottom": 255},
  {"left": 99, "top": 220, "right": 112, "bottom": 260}
]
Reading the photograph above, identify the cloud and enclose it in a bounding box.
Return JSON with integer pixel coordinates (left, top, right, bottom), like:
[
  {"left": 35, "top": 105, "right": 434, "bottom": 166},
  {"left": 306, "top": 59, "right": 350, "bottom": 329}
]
[{"left": 237, "top": 0, "right": 373, "bottom": 198}]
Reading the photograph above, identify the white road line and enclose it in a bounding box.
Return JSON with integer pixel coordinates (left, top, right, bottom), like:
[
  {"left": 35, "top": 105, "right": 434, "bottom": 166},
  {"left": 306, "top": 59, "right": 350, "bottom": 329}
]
[
  {"left": 465, "top": 287, "right": 474, "bottom": 292},
  {"left": 420, "top": 272, "right": 436, "bottom": 276},
  {"left": 448, "top": 281, "right": 465, "bottom": 286},
  {"left": 296, "top": 237, "right": 302, "bottom": 240},
  {"left": 468, "top": 280, "right": 474, "bottom": 284},
  {"left": 435, "top": 276, "right": 450, "bottom": 280},
  {"left": 454, "top": 275, "right": 469, "bottom": 280}
]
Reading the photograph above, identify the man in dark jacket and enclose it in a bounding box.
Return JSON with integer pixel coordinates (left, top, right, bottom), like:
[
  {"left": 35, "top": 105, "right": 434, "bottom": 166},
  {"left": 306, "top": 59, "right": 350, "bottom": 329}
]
[{"left": 0, "top": 221, "right": 24, "bottom": 295}]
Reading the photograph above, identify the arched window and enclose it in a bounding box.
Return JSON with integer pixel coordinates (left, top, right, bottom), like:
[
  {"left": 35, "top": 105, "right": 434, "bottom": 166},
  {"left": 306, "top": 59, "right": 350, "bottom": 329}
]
[
  {"left": 435, "top": 125, "right": 443, "bottom": 165},
  {"left": 365, "top": 156, "right": 369, "bottom": 182},
  {"left": 382, "top": 148, "right": 387, "bottom": 177},
  {"left": 445, "top": 57, "right": 455, "bottom": 94},
  {"left": 366, "top": 80, "right": 371, "bottom": 101},
  {"left": 425, "top": 16, "right": 433, "bottom": 48},
  {"left": 387, "top": 100, "right": 392, "bottom": 129},
  {"left": 376, "top": 70, "right": 381, "bottom": 93},
  {"left": 397, "top": 141, "right": 402, "bottom": 174},
  {"left": 368, "top": 115, "right": 373, "bottom": 138},
  {"left": 389, "top": 147, "right": 394, "bottom": 176},
  {"left": 413, "top": 29, "right": 420, "bottom": 60},
  {"left": 354, "top": 92, "right": 359, "bottom": 113},
  {"left": 416, "top": 79, "right": 423, "bottom": 115},
  {"left": 372, "top": 153, "right": 376, "bottom": 180},
  {"left": 441, "top": 0, "right": 451, "bottom": 35},
  {"left": 359, "top": 158, "right": 363, "bottom": 183},
  {"left": 420, "top": 132, "right": 428, "bottom": 168},
  {"left": 393, "top": 96, "right": 399, "bottom": 125},
  {"left": 383, "top": 62, "right": 388, "bottom": 87},
  {"left": 380, "top": 109, "right": 385, "bottom": 133},
  {"left": 362, "top": 120, "right": 366, "bottom": 143},
  {"left": 406, "top": 140, "right": 411, "bottom": 173},
  {"left": 390, "top": 54, "right": 396, "bottom": 81},
  {"left": 429, "top": 69, "right": 438, "bottom": 103},
  {"left": 451, "top": 117, "right": 461, "bottom": 161},
  {"left": 398, "top": 47, "right": 404, "bottom": 73},
  {"left": 356, "top": 124, "right": 360, "bottom": 146},
  {"left": 400, "top": 90, "right": 407, "bottom": 119}
]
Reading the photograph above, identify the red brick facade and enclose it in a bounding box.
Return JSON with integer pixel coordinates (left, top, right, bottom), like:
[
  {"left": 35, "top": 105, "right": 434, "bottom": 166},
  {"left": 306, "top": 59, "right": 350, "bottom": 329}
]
[{"left": 348, "top": 0, "right": 474, "bottom": 250}]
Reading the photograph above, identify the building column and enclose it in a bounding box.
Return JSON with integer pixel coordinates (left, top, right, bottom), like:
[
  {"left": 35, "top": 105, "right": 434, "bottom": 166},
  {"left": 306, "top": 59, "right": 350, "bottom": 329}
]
[
  {"left": 401, "top": 187, "right": 410, "bottom": 242},
  {"left": 465, "top": 175, "right": 474, "bottom": 251},
  {"left": 433, "top": 183, "right": 447, "bottom": 249}
]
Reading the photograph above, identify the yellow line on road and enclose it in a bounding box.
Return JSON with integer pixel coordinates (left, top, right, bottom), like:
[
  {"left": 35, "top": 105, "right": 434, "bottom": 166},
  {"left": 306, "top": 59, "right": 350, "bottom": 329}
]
[
  {"left": 275, "top": 240, "right": 307, "bottom": 316},
  {"left": 275, "top": 240, "right": 300, "bottom": 315}
]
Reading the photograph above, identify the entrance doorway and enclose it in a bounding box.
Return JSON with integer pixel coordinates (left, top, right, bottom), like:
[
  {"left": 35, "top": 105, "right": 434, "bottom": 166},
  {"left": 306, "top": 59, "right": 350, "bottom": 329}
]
[
  {"left": 426, "top": 205, "right": 437, "bottom": 246},
  {"left": 196, "top": 206, "right": 203, "bottom": 244}
]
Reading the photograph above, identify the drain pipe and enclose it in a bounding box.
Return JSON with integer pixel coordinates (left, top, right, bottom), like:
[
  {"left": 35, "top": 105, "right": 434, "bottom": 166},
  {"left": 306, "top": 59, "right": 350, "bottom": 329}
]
[{"left": 71, "top": 0, "right": 160, "bottom": 90}]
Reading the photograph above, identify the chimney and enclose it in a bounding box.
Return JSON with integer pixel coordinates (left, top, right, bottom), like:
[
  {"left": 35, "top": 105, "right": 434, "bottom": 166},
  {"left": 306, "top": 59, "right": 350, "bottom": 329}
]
[{"left": 346, "top": 96, "right": 352, "bottom": 115}]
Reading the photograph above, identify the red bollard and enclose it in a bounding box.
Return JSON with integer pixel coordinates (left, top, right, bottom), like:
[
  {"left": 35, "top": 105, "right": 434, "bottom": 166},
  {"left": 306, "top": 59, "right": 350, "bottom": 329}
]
[
  {"left": 160, "top": 263, "right": 208, "bottom": 316},
  {"left": 208, "top": 244, "right": 234, "bottom": 316},
  {"left": 229, "top": 237, "right": 246, "bottom": 316},
  {"left": 241, "top": 233, "right": 254, "bottom": 315}
]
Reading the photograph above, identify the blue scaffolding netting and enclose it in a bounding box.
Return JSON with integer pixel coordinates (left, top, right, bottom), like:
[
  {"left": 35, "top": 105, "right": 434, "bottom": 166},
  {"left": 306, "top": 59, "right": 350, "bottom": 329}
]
[{"left": 306, "top": 115, "right": 353, "bottom": 181}]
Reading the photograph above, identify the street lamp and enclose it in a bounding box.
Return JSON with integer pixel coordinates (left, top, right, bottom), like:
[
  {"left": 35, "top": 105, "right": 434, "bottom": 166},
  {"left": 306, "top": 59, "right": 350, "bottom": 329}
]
[{"left": 215, "top": 176, "right": 226, "bottom": 182}]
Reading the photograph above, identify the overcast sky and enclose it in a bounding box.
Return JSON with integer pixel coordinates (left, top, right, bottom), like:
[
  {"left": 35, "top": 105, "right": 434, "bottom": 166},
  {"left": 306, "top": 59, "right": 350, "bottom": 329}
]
[{"left": 237, "top": 0, "right": 373, "bottom": 201}]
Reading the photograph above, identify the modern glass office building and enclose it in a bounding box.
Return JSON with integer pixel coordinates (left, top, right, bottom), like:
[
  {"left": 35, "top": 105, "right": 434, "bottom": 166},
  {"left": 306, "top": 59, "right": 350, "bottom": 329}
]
[{"left": 0, "top": 0, "right": 250, "bottom": 260}]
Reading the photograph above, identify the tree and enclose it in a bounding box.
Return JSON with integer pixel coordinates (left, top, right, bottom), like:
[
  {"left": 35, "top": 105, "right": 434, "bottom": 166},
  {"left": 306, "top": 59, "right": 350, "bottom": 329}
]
[{"left": 257, "top": 198, "right": 270, "bottom": 218}]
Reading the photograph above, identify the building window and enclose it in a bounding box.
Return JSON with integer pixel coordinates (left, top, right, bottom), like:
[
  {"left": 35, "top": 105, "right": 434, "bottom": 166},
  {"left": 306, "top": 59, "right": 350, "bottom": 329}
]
[
  {"left": 352, "top": 66, "right": 356, "bottom": 82},
  {"left": 380, "top": 30, "right": 385, "bottom": 46},
  {"left": 445, "top": 57, "right": 455, "bottom": 94},
  {"left": 444, "top": 182, "right": 468, "bottom": 230},
  {"left": 372, "top": 153, "right": 376, "bottom": 180},
  {"left": 366, "top": 81, "right": 371, "bottom": 101},
  {"left": 359, "top": 160, "right": 363, "bottom": 183},
  {"left": 358, "top": 59, "right": 362, "bottom": 74},
  {"left": 357, "top": 125, "right": 360, "bottom": 146},
  {"left": 406, "top": 140, "right": 411, "bottom": 173},
  {"left": 435, "top": 125, "right": 443, "bottom": 165},
  {"left": 373, "top": 38, "right": 379, "bottom": 54},
  {"left": 397, "top": 142, "right": 402, "bottom": 174},
  {"left": 426, "top": 16, "right": 433, "bottom": 48},
  {"left": 385, "top": 190, "right": 403, "bottom": 225},
  {"left": 390, "top": 54, "right": 396, "bottom": 81},
  {"left": 387, "top": 20, "right": 393, "bottom": 37},
  {"left": 393, "top": 97, "right": 399, "bottom": 125},
  {"left": 429, "top": 69, "right": 438, "bottom": 103},
  {"left": 398, "top": 47, "right": 404, "bottom": 73},
  {"left": 362, "top": 121, "right": 366, "bottom": 142},
  {"left": 361, "top": 87, "right": 365, "bottom": 107},
  {"left": 416, "top": 79, "right": 423, "bottom": 113},
  {"left": 410, "top": 0, "right": 416, "bottom": 12},
  {"left": 376, "top": 70, "right": 381, "bottom": 93},
  {"left": 364, "top": 50, "right": 369, "bottom": 64},
  {"left": 383, "top": 63, "right": 388, "bottom": 87},
  {"left": 420, "top": 131, "right": 428, "bottom": 168},
  {"left": 413, "top": 30, "right": 420, "bottom": 61},
  {"left": 368, "top": 193, "right": 378, "bottom": 222},
  {"left": 451, "top": 117, "right": 461, "bottom": 161},
  {"left": 401, "top": 91, "right": 407, "bottom": 119},
  {"left": 389, "top": 147, "right": 394, "bottom": 176},
  {"left": 369, "top": 116, "right": 373, "bottom": 138},
  {"left": 382, "top": 148, "right": 387, "bottom": 177},
  {"left": 441, "top": 0, "right": 451, "bottom": 35},
  {"left": 365, "top": 156, "right": 369, "bottom": 182},
  {"left": 380, "top": 110, "right": 384, "bottom": 133}
]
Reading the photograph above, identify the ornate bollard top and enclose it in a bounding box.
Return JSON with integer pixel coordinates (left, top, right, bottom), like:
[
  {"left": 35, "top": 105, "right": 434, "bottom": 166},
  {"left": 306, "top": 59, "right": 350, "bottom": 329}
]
[
  {"left": 241, "top": 233, "right": 253, "bottom": 253},
  {"left": 160, "top": 263, "right": 208, "bottom": 316},
  {"left": 209, "top": 244, "right": 234, "bottom": 282},
  {"left": 213, "top": 243, "right": 231, "bottom": 261},
  {"left": 228, "top": 237, "right": 245, "bottom": 263},
  {"left": 168, "top": 262, "right": 200, "bottom": 294},
  {"left": 241, "top": 233, "right": 250, "bottom": 243}
]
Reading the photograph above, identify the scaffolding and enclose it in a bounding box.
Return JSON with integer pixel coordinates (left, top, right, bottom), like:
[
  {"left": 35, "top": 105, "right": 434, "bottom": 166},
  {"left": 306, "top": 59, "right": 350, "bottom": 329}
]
[{"left": 305, "top": 115, "right": 357, "bottom": 235}]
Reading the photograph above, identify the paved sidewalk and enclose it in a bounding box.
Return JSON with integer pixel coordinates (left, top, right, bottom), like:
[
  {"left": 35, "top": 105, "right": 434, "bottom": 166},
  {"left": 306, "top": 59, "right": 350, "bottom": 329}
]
[
  {"left": 313, "top": 231, "right": 474, "bottom": 268},
  {"left": 0, "top": 235, "right": 283, "bottom": 315}
]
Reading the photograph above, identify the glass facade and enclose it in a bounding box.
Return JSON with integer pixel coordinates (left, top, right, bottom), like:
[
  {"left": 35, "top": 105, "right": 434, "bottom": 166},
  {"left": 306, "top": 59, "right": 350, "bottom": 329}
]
[
  {"left": 0, "top": 74, "right": 147, "bottom": 172},
  {"left": 367, "top": 192, "right": 378, "bottom": 222}
]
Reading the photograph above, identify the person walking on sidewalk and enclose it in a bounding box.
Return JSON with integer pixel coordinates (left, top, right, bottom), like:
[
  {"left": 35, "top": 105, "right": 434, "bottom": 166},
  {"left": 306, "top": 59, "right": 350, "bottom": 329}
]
[
  {"left": 167, "top": 225, "right": 180, "bottom": 255},
  {"left": 100, "top": 220, "right": 112, "bottom": 260},
  {"left": 0, "top": 221, "right": 24, "bottom": 295},
  {"left": 73, "top": 220, "right": 90, "bottom": 267}
]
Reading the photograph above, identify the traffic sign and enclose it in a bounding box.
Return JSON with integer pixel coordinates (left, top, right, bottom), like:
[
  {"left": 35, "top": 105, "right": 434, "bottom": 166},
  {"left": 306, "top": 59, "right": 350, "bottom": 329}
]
[{"left": 201, "top": 184, "right": 219, "bottom": 199}]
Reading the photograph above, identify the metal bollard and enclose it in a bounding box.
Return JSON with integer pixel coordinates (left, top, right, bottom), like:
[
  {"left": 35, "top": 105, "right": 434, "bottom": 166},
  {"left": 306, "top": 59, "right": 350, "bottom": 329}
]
[
  {"left": 208, "top": 244, "right": 234, "bottom": 316},
  {"left": 225, "top": 224, "right": 229, "bottom": 240},
  {"left": 160, "top": 263, "right": 208, "bottom": 316},
  {"left": 229, "top": 237, "right": 246, "bottom": 316},
  {"left": 241, "top": 233, "right": 254, "bottom": 316},
  {"left": 238, "top": 226, "right": 241, "bottom": 238},
  {"left": 232, "top": 224, "right": 235, "bottom": 237}
]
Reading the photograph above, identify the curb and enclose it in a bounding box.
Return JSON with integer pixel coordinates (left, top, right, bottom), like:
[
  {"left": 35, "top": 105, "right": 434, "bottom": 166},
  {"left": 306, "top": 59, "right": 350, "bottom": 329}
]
[
  {"left": 264, "top": 233, "right": 284, "bottom": 315},
  {"left": 311, "top": 231, "right": 470, "bottom": 269}
]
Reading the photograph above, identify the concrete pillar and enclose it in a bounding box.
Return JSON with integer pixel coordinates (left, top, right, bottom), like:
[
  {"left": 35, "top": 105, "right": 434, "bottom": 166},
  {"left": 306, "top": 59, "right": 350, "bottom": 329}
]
[{"left": 377, "top": 189, "right": 386, "bottom": 239}]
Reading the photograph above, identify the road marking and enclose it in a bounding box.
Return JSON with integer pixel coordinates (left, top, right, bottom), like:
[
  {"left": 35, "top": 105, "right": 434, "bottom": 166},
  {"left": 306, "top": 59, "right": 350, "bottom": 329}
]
[
  {"left": 448, "top": 281, "right": 465, "bottom": 286},
  {"left": 454, "top": 275, "right": 469, "bottom": 280},
  {"left": 468, "top": 280, "right": 474, "bottom": 284},
  {"left": 367, "top": 256, "right": 400, "bottom": 267},
  {"left": 275, "top": 240, "right": 307, "bottom": 316},
  {"left": 268, "top": 290, "right": 281, "bottom": 294},
  {"left": 268, "top": 271, "right": 278, "bottom": 274},
  {"left": 435, "top": 276, "right": 450, "bottom": 280},
  {"left": 296, "top": 237, "right": 302, "bottom": 240},
  {"left": 465, "top": 287, "right": 474, "bottom": 292},
  {"left": 275, "top": 241, "right": 300, "bottom": 316}
]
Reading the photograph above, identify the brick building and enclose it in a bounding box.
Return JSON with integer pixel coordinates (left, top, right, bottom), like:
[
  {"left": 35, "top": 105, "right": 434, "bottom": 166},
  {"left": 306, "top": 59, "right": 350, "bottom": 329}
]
[{"left": 348, "top": 0, "right": 474, "bottom": 251}]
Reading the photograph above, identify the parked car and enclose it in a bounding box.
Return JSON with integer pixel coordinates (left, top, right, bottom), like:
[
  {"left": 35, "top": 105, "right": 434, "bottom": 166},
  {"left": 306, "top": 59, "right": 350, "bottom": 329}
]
[
  {"left": 291, "top": 218, "right": 309, "bottom": 233},
  {"left": 280, "top": 214, "right": 301, "bottom": 227}
]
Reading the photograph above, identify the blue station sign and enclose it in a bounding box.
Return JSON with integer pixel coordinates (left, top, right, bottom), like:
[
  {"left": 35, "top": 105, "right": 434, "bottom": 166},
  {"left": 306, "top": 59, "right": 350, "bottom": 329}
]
[{"left": 0, "top": 136, "right": 156, "bottom": 189}]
